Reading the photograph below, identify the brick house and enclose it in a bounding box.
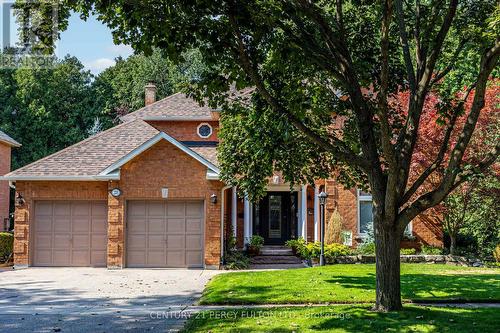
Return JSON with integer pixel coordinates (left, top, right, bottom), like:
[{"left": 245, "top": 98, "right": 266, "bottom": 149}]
[
  {"left": 1, "top": 86, "right": 442, "bottom": 269},
  {"left": 0, "top": 130, "right": 21, "bottom": 231}
]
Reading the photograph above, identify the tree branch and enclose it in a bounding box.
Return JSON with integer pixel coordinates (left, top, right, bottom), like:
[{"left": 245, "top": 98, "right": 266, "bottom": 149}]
[
  {"left": 398, "top": 142, "right": 499, "bottom": 225},
  {"left": 395, "top": 0, "right": 459, "bottom": 199},
  {"left": 292, "top": 0, "right": 384, "bottom": 188},
  {"left": 397, "top": 39, "right": 500, "bottom": 225},
  {"left": 430, "top": 39, "right": 467, "bottom": 86},
  {"left": 395, "top": 0, "right": 416, "bottom": 93},
  {"left": 400, "top": 83, "right": 476, "bottom": 205},
  {"left": 227, "top": 5, "right": 368, "bottom": 170}
]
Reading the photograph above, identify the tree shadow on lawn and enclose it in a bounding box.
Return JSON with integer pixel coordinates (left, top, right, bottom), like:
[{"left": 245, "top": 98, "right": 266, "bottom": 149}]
[
  {"left": 326, "top": 272, "right": 500, "bottom": 302},
  {"left": 185, "top": 306, "right": 500, "bottom": 333},
  {"left": 313, "top": 306, "right": 499, "bottom": 332},
  {"left": 201, "top": 271, "right": 499, "bottom": 304}
]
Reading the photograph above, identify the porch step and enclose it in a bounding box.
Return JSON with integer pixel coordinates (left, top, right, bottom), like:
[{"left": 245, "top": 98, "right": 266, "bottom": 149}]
[
  {"left": 259, "top": 246, "right": 294, "bottom": 256},
  {"left": 250, "top": 255, "right": 303, "bottom": 265}
]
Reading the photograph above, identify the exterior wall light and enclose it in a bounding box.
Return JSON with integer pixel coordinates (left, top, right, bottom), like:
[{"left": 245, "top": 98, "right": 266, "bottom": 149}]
[
  {"left": 210, "top": 194, "right": 218, "bottom": 204},
  {"left": 15, "top": 193, "right": 25, "bottom": 207}
]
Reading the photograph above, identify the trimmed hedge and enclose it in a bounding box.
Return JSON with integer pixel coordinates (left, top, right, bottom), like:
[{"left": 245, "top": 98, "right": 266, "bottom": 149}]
[{"left": 0, "top": 232, "right": 14, "bottom": 262}]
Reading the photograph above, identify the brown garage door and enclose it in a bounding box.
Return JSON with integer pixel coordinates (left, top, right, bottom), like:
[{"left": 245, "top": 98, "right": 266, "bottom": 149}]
[
  {"left": 33, "top": 201, "right": 107, "bottom": 267},
  {"left": 126, "top": 201, "right": 204, "bottom": 268}
]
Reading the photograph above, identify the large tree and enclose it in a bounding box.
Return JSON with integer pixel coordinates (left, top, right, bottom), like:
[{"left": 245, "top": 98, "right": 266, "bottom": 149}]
[
  {"left": 29, "top": 0, "right": 499, "bottom": 311},
  {"left": 93, "top": 48, "right": 207, "bottom": 124},
  {"left": 0, "top": 55, "right": 99, "bottom": 169}
]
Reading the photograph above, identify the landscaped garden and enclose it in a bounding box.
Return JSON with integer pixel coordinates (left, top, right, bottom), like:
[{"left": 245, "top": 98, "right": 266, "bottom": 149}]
[{"left": 200, "top": 264, "right": 500, "bottom": 305}]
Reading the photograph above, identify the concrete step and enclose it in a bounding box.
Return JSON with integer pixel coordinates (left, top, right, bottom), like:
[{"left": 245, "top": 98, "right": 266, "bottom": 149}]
[
  {"left": 259, "top": 248, "right": 294, "bottom": 256},
  {"left": 251, "top": 255, "right": 303, "bottom": 265}
]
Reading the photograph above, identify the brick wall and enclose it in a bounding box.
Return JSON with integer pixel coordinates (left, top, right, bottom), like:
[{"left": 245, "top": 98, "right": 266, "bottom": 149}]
[
  {"left": 0, "top": 143, "right": 11, "bottom": 231},
  {"left": 13, "top": 181, "right": 108, "bottom": 266},
  {"left": 108, "top": 139, "right": 224, "bottom": 268},
  {"left": 324, "top": 179, "right": 359, "bottom": 245},
  {"left": 13, "top": 140, "right": 224, "bottom": 268},
  {"left": 147, "top": 121, "right": 219, "bottom": 142}
]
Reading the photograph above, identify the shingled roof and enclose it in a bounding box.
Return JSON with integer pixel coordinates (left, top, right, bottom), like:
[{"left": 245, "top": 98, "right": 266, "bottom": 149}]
[
  {"left": 0, "top": 130, "right": 21, "bottom": 147},
  {"left": 120, "top": 87, "right": 256, "bottom": 122},
  {"left": 2, "top": 119, "right": 220, "bottom": 181},
  {"left": 3, "top": 120, "right": 158, "bottom": 180},
  {"left": 121, "top": 93, "right": 215, "bottom": 122}
]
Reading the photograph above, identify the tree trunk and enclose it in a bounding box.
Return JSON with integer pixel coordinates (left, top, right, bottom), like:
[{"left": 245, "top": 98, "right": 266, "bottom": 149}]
[
  {"left": 450, "top": 233, "right": 457, "bottom": 255},
  {"left": 374, "top": 214, "right": 403, "bottom": 311}
]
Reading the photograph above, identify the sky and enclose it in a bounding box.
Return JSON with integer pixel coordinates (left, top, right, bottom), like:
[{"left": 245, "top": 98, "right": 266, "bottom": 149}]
[
  {"left": 5, "top": 7, "right": 133, "bottom": 74},
  {"left": 56, "top": 13, "right": 133, "bottom": 74}
]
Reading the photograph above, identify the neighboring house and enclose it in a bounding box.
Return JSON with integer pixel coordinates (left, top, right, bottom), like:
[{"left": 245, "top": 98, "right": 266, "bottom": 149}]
[
  {"left": 0, "top": 130, "right": 21, "bottom": 231},
  {"left": 1, "top": 85, "right": 442, "bottom": 269}
]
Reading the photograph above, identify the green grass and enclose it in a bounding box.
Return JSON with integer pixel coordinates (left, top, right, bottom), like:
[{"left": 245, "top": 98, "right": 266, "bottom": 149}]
[
  {"left": 183, "top": 305, "right": 500, "bottom": 332},
  {"left": 200, "top": 264, "right": 500, "bottom": 305}
]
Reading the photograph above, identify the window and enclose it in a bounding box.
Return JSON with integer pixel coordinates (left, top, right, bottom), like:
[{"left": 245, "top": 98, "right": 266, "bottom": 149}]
[
  {"left": 357, "top": 190, "right": 412, "bottom": 236},
  {"left": 357, "top": 190, "right": 373, "bottom": 235},
  {"left": 197, "top": 123, "right": 213, "bottom": 138}
]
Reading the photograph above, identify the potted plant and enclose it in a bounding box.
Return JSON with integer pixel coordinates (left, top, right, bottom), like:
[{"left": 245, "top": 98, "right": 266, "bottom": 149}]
[
  {"left": 285, "top": 238, "right": 306, "bottom": 256},
  {"left": 247, "top": 235, "right": 264, "bottom": 256}
]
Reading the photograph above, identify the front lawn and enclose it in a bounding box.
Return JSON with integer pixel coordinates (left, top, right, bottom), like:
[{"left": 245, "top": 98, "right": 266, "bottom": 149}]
[
  {"left": 183, "top": 305, "right": 500, "bottom": 332},
  {"left": 200, "top": 264, "right": 500, "bottom": 305}
]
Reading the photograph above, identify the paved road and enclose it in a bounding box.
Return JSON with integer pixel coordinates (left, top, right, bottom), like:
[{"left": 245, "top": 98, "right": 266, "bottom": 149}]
[{"left": 0, "top": 267, "right": 221, "bottom": 332}]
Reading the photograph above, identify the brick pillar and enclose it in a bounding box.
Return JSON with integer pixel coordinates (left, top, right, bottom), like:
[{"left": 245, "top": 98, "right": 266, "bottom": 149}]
[
  {"left": 13, "top": 183, "right": 30, "bottom": 267},
  {"left": 107, "top": 181, "right": 125, "bottom": 268}
]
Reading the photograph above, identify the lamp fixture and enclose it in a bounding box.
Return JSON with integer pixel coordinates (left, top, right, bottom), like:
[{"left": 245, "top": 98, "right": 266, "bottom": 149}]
[{"left": 210, "top": 194, "right": 217, "bottom": 204}]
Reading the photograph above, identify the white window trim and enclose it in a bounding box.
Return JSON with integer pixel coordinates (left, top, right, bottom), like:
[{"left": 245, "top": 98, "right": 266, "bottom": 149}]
[
  {"left": 197, "top": 122, "right": 213, "bottom": 138},
  {"left": 357, "top": 189, "right": 372, "bottom": 237},
  {"left": 357, "top": 189, "right": 413, "bottom": 238}
]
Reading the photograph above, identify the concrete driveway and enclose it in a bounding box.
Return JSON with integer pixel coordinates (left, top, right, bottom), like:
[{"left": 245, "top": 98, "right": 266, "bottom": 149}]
[{"left": 0, "top": 267, "right": 221, "bottom": 332}]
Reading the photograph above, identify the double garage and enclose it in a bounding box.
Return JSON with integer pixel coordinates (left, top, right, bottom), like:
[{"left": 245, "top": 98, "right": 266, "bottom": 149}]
[{"left": 32, "top": 200, "right": 204, "bottom": 268}]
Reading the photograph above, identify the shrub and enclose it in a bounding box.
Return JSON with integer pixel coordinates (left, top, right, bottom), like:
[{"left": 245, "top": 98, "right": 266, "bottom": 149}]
[
  {"left": 421, "top": 245, "right": 443, "bottom": 255},
  {"left": 325, "top": 209, "right": 343, "bottom": 244},
  {"left": 356, "top": 241, "right": 376, "bottom": 255},
  {"left": 493, "top": 244, "right": 500, "bottom": 262},
  {"left": 285, "top": 238, "right": 306, "bottom": 255},
  {"left": 400, "top": 248, "right": 416, "bottom": 255},
  {"left": 247, "top": 235, "right": 265, "bottom": 256},
  {"left": 296, "top": 242, "right": 351, "bottom": 261},
  {"left": 225, "top": 251, "right": 250, "bottom": 270},
  {"left": 299, "top": 242, "right": 321, "bottom": 260},
  {"left": 324, "top": 243, "right": 351, "bottom": 260},
  {"left": 249, "top": 235, "right": 264, "bottom": 248},
  {"left": 0, "top": 232, "right": 14, "bottom": 262}
]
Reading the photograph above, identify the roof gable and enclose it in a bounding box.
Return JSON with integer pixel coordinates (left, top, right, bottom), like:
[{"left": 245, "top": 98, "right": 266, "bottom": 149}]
[{"left": 99, "top": 131, "right": 220, "bottom": 176}]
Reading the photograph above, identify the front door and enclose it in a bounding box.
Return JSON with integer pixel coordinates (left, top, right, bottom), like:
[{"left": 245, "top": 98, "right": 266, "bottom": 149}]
[{"left": 254, "top": 192, "right": 297, "bottom": 245}]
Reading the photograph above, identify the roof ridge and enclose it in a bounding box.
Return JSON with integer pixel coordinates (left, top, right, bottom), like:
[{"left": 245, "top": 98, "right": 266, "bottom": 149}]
[
  {"left": 121, "top": 92, "right": 185, "bottom": 121},
  {"left": 8, "top": 119, "right": 155, "bottom": 176}
]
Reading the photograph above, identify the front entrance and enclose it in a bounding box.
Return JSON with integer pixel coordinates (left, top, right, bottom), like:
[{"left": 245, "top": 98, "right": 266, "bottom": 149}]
[{"left": 253, "top": 192, "right": 298, "bottom": 245}]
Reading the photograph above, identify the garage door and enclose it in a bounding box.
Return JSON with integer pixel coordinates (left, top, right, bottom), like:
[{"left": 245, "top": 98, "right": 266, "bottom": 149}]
[
  {"left": 34, "top": 201, "right": 107, "bottom": 267},
  {"left": 126, "top": 201, "right": 204, "bottom": 268}
]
